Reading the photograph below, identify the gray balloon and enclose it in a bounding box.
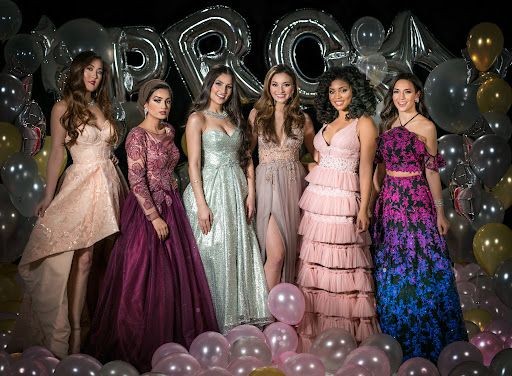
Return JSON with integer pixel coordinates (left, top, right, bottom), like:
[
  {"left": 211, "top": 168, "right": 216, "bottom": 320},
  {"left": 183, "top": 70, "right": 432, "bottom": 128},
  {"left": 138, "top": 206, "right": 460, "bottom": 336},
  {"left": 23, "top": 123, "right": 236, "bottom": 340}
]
[
  {"left": 471, "top": 191, "right": 504, "bottom": 230},
  {"left": 424, "top": 59, "right": 480, "bottom": 134},
  {"left": 0, "top": 73, "right": 27, "bottom": 123},
  {"left": 494, "top": 259, "right": 512, "bottom": 308},
  {"left": 482, "top": 111, "right": 512, "bottom": 141},
  {"left": 448, "top": 361, "right": 491, "bottom": 376},
  {"left": 464, "top": 320, "right": 480, "bottom": 338},
  {"left": 489, "top": 348, "right": 512, "bottom": 376},
  {"left": 99, "top": 360, "right": 139, "bottom": 376},
  {"left": 469, "top": 134, "right": 512, "bottom": 188},
  {"left": 4, "top": 33, "right": 44, "bottom": 77},
  {"left": 445, "top": 205, "right": 477, "bottom": 264},
  {"left": 0, "top": 0, "right": 22, "bottom": 41},
  {"left": 438, "top": 134, "right": 464, "bottom": 186},
  {"left": 54, "top": 354, "right": 102, "bottom": 376},
  {"left": 360, "top": 333, "right": 403, "bottom": 374}
]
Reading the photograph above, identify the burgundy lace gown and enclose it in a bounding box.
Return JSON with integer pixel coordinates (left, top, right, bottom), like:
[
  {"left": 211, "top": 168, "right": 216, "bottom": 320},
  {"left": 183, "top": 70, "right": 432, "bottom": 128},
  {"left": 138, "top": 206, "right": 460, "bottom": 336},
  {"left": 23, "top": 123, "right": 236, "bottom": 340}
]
[{"left": 86, "top": 125, "right": 218, "bottom": 372}]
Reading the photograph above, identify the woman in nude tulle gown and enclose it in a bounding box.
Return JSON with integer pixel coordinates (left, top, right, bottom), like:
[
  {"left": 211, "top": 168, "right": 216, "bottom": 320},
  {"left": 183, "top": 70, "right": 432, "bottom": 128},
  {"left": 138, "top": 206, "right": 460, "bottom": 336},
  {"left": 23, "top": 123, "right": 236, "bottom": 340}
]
[
  {"left": 249, "top": 64, "right": 315, "bottom": 289},
  {"left": 16, "top": 51, "right": 127, "bottom": 358},
  {"left": 295, "top": 66, "right": 380, "bottom": 350}
]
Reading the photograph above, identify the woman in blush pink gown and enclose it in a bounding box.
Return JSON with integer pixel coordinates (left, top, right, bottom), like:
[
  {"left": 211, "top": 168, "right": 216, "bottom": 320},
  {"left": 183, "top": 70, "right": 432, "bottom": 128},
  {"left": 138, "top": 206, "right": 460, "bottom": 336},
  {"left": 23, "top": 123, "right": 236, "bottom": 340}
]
[
  {"left": 16, "top": 51, "right": 127, "bottom": 358},
  {"left": 86, "top": 80, "right": 218, "bottom": 373},
  {"left": 296, "top": 66, "right": 380, "bottom": 350}
]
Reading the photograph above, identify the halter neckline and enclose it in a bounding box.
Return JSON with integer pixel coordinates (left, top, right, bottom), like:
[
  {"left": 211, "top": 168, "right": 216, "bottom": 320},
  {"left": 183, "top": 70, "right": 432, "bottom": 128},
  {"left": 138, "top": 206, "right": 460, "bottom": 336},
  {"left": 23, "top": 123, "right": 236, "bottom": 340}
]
[{"left": 399, "top": 112, "right": 419, "bottom": 127}]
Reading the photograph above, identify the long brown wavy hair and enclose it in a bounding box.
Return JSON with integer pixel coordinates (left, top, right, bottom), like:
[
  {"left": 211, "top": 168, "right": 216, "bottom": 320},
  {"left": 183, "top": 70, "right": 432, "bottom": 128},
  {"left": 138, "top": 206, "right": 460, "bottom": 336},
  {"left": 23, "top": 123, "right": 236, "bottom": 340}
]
[
  {"left": 189, "top": 65, "right": 251, "bottom": 172},
  {"left": 253, "top": 64, "right": 304, "bottom": 143},
  {"left": 60, "top": 51, "right": 117, "bottom": 146}
]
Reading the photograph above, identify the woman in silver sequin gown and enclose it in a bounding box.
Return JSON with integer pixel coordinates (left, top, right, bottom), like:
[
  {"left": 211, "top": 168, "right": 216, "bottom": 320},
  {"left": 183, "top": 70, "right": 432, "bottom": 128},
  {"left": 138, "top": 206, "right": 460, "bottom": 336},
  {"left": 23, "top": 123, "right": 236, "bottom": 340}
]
[{"left": 183, "top": 65, "right": 273, "bottom": 333}]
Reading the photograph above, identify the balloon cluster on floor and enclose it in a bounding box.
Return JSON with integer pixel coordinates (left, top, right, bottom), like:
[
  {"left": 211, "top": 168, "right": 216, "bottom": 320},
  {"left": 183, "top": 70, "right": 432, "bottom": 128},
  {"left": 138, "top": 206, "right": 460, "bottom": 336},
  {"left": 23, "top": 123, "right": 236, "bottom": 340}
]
[{"left": 1, "top": 281, "right": 511, "bottom": 375}]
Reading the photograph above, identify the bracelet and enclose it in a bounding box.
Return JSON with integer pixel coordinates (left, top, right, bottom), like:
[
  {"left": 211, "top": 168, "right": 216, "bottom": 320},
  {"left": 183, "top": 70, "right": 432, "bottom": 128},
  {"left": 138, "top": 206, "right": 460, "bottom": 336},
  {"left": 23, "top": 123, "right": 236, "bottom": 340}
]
[
  {"left": 434, "top": 199, "right": 444, "bottom": 207},
  {"left": 191, "top": 179, "right": 201, "bottom": 184}
]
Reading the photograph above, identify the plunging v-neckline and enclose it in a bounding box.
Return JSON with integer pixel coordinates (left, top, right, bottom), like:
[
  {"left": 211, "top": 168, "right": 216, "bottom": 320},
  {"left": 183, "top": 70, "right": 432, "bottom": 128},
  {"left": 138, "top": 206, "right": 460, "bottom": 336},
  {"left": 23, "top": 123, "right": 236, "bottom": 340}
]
[{"left": 322, "top": 121, "right": 354, "bottom": 146}]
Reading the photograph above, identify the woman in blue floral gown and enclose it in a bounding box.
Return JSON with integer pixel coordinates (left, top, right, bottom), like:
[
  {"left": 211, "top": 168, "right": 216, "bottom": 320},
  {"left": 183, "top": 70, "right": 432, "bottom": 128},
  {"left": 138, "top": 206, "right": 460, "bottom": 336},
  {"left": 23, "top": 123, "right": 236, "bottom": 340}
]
[{"left": 372, "top": 73, "right": 467, "bottom": 362}]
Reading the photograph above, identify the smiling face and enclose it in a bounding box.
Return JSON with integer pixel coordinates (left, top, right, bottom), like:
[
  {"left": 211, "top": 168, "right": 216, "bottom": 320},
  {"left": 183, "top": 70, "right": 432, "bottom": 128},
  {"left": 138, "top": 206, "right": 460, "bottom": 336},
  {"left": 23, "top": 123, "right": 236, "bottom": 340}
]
[
  {"left": 328, "top": 79, "right": 352, "bottom": 112},
  {"left": 145, "top": 88, "right": 172, "bottom": 121},
  {"left": 269, "top": 72, "right": 295, "bottom": 104},
  {"left": 209, "top": 73, "right": 233, "bottom": 107},
  {"left": 392, "top": 79, "right": 420, "bottom": 113},
  {"left": 83, "top": 58, "right": 103, "bottom": 93}
]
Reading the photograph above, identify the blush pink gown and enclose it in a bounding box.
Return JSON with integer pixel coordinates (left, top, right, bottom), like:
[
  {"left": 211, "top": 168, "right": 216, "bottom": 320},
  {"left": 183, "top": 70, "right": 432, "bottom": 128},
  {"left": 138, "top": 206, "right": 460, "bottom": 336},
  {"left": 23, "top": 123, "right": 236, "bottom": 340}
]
[{"left": 296, "top": 119, "right": 380, "bottom": 350}]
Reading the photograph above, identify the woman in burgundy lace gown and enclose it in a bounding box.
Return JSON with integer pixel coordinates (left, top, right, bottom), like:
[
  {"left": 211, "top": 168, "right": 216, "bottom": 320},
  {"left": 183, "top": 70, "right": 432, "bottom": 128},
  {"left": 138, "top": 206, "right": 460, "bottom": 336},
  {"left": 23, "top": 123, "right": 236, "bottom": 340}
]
[{"left": 86, "top": 80, "right": 218, "bottom": 372}]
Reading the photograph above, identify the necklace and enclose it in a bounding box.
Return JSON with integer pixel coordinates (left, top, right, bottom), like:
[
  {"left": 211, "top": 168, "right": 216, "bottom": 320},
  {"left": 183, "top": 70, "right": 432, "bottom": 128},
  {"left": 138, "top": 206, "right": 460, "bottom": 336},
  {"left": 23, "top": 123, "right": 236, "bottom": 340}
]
[
  {"left": 203, "top": 109, "right": 228, "bottom": 120},
  {"left": 87, "top": 99, "right": 95, "bottom": 107},
  {"left": 399, "top": 112, "right": 419, "bottom": 127}
]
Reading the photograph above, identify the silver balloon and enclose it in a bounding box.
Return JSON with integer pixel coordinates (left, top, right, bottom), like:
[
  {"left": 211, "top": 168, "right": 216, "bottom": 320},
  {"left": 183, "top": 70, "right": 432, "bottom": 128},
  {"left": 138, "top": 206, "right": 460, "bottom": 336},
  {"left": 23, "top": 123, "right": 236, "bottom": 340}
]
[
  {"left": 31, "top": 15, "right": 56, "bottom": 57},
  {"left": 54, "top": 354, "right": 102, "bottom": 376},
  {"left": 354, "top": 53, "right": 388, "bottom": 86},
  {"left": 360, "top": 333, "right": 403, "bottom": 374},
  {"left": 424, "top": 59, "right": 481, "bottom": 134},
  {"left": 119, "top": 26, "right": 169, "bottom": 94},
  {"left": 266, "top": 8, "right": 351, "bottom": 106},
  {"left": 448, "top": 361, "right": 492, "bottom": 376},
  {"left": 0, "top": 73, "right": 27, "bottom": 123},
  {"left": 464, "top": 115, "right": 494, "bottom": 140},
  {"left": 482, "top": 112, "right": 512, "bottom": 141},
  {"left": 4, "top": 33, "right": 44, "bottom": 77},
  {"left": 99, "top": 360, "right": 139, "bottom": 376},
  {"left": 489, "top": 48, "right": 512, "bottom": 79},
  {"left": 162, "top": 5, "right": 262, "bottom": 102},
  {"left": 350, "top": 16, "right": 385, "bottom": 56},
  {"left": 15, "top": 100, "right": 46, "bottom": 156},
  {"left": 471, "top": 191, "right": 505, "bottom": 230},
  {"left": 309, "top": 328, "right": 357, "bottom": 373},
  {"left": 379, "top": 10, "right": 455, "bottom": 73},
  {"left": 468, "top": 134, "right": 512, "bottom": 188},
  {"left": 0, "top": 0, "right": 22, "bottom": 41},
  {"left": 438, "top": 134, "right": 464, "bottom": 186}
]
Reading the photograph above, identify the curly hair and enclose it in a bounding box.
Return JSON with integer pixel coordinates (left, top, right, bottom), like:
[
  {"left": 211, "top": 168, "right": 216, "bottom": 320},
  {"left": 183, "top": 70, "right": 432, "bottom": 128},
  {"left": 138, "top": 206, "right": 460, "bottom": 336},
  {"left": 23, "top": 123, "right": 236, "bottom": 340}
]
[
  {"left": 190, "top": 65, "right": 251, "bottom": 172},
  {"left": 60, "top": 50, "right": 117, "bottom": 146},
  {"left": 253, "top": 64, "right": 305, "bottom": 143},
  {"left": 380, "top": 72, "right": 429, "bottom": 132},
  {"left": 314, "top": 65, "right": 376, "bottom": 124}
]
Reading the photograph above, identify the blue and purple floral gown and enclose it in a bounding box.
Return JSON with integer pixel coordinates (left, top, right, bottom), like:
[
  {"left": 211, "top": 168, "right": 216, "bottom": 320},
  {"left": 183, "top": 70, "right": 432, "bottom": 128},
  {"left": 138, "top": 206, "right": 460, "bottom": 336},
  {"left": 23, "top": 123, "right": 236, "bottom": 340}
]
[{"left": 372, "top": 125, "right": 467, "bottom": 362}]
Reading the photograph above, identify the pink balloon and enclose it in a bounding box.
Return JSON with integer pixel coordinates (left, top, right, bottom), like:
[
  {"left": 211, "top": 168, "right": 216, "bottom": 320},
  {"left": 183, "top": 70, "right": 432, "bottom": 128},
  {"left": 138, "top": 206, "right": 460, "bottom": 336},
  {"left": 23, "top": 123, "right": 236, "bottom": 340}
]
[
  {"left": 189, "top": 331, "right": 230, "bottom": 369},
  {"left": 22, "top": 346, "right": 54, "bottom": 359},
  {"left": 310, "top": 328, "right": 357, "bottom": 373},
  {"left": 437, "top": 341, "right": 483, "bottom": 376},
  {"left": 152, "top": 353, "right": 201, "bottom": 375},
  {"left": 484, "top": 318, "right": 512, "bottom": 343},
  {"left": 283, "top": 353, "right": 325, "bottom": 376},
  {"left": 469, "top": 331, "right": 504, "bottom": 366},
  {"left": 151, "top": 342, "right": 188, "bottom": 368},
  {"left": 454, "top": 264, "right": 464, "bottom": 281},
  {"left": 478, "top": 294, "right": 512, "bottom": 319},
  {"left": 0, "top": 351, "right": 11, "bottom": 373},
  {"left": 267, "top": 283, "right": 305, "bottom": 325},
  {"left": 397, "top": 357, "right": 440, "bottom": 376},
  {"left": 195, "top": 367, "right": 232, "bottom": 376},
  {"left": 344, "top": 345, "right": 390, "bottom": 376},
  {"left": 504, "top": 337, "right": 512, "bottom": 348},
  {"left": 225, "top": 324, "right": 267, "bottom": 345},
  {"left": 263, "top": 322, "right": 298, "bottom": 360},
  {"left": 230, "top": 336, "right": 272, "bottom": 365},
  {"left": 228, "top": 356, "right": 265, "bottom": 375},
  {"left": 10, "top": 357, "right": 49, "bottom": 376},
  {"left": 276, "top": 351, "right": 296, "bottom": 370},
  {"left": 35, "top": 356, "right": 60, "bottom": 374},
  {"left": 456, "top": 281, "right": 478, "bottom": 300},
  {"left": 334, "top": 363, "right": 372, "bottom": 376},
  {"left": 460, "top": 263, "right": 483, "bottom": 281}
]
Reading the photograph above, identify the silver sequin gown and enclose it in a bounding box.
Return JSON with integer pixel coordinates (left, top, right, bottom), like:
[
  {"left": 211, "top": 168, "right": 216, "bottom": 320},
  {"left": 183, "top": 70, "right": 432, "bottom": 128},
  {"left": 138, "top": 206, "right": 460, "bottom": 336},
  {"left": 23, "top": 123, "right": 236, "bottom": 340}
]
[{"left": 183, "top": 128, "right": 273, "bottom": 333}]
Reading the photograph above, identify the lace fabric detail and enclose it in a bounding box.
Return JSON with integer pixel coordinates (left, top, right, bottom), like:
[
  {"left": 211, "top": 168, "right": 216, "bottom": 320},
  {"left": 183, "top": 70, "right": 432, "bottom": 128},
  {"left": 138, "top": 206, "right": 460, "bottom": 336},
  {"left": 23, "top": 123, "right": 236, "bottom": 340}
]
[
  {"left": 126, "top": 125, "right": 180, "bottom": 220},
  {"left": 376, "top": 126, "right": 446, "bottom": 173},
  {"left": 319, "top": 155, "right": 359, "bottom": 172},
  {"left": 257, "top": 127, "right": 303, "bottom": 164}
]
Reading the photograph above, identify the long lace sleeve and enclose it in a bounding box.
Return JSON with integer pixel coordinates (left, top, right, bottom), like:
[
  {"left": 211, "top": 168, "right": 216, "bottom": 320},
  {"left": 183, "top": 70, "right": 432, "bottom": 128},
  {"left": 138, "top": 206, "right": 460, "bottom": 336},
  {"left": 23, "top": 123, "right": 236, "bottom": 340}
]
[
  {"left": 424, "top": 152, "right": 446, "bottom": 171},
  {"left": 125, "top": 128, "right": 159, "bottom": 221}
]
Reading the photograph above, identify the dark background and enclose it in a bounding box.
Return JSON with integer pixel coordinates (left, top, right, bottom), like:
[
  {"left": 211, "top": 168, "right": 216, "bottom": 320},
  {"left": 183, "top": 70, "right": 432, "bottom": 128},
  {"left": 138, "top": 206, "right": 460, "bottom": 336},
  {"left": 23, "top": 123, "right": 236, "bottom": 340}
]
[{"left": 6, "top": 0, "right": 512, "bottom": 226}]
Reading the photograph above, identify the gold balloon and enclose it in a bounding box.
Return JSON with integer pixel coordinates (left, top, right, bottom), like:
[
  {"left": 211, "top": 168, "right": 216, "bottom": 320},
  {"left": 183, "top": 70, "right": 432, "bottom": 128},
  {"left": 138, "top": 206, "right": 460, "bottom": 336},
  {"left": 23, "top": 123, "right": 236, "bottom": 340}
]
[
  {"left": 0, "top": 122, "right": 22, "bottom": 167},
  {"left": 491, "top": 165, "right": 512, "bottom": 209},
  {"left": 249, "top": 367, "right": 286, "bottom": 376},
  {"left": 181, "top": 132, "right": 188, "bottom": 157},
  {"left": 473, "top": 223, "right": 512, "bottom": 275},
  {"left": 467, "top": 22, "right": 504, "bottom": 72},
  {"left": 33, "top": 135, "right": 68, "bottom": 180},
  {"left": 477, "top": 75, "right": 512, "bottom": 114},
  {"left": 463, "top": 308, "right": 493, "bottom": 331}
]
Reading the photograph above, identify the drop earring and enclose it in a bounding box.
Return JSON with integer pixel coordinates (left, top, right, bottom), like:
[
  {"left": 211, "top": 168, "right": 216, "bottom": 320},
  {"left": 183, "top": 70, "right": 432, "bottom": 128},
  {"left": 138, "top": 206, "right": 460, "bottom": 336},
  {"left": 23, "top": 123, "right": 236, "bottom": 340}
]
[{"left": 144, "top": 107, "right": 148, "bottom": 117}]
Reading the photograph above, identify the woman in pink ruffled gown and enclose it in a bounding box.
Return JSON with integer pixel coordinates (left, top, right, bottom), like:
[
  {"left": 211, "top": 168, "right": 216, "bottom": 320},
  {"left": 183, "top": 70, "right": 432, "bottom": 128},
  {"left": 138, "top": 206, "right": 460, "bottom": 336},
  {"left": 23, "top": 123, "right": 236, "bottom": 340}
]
[
  {"left": 296, "top": 66, "right": 380, "bottom": 350},
  {"left": 17, "top": 51, "right": 127, "bottom": 358}
]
